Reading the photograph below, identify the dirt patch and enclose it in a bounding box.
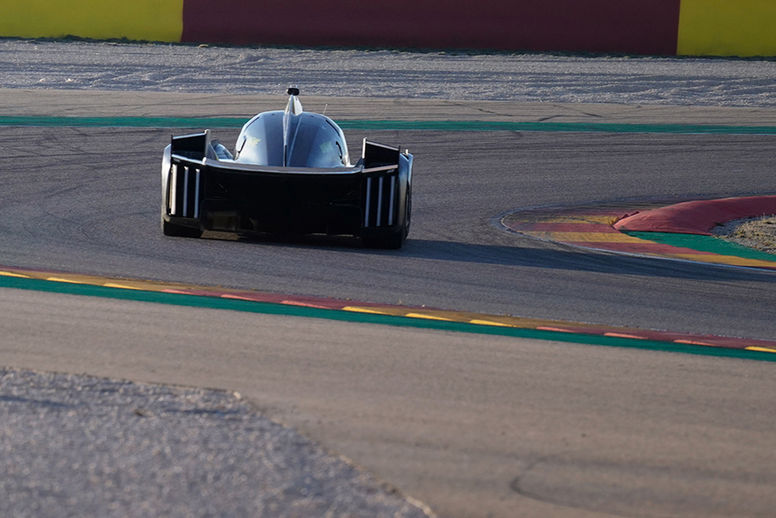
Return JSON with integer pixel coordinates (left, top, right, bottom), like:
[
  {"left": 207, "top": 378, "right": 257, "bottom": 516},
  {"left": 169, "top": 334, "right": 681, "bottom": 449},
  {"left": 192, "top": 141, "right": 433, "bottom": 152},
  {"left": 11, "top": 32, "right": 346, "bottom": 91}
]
[{"left": 712, "top": 215, "right": 776, "bottom": 254}]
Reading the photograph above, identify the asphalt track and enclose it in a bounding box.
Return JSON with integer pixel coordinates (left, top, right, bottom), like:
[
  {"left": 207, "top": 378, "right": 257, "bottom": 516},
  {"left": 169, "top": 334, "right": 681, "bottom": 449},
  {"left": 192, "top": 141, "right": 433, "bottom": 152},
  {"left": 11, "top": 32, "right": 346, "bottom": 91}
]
[
  {"left": 2, "top": 93, "right": 775, "bottom": 339},
  {"left": 2, "top": 87, "right": 776, "bottom": 517}
]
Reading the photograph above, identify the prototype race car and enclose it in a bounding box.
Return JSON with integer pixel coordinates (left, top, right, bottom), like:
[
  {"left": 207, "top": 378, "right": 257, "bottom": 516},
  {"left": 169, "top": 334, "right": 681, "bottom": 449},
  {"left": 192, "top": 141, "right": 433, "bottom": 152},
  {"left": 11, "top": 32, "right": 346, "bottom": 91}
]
[{"left": 161, "top": 88, "right": 413, "bottom": 248}]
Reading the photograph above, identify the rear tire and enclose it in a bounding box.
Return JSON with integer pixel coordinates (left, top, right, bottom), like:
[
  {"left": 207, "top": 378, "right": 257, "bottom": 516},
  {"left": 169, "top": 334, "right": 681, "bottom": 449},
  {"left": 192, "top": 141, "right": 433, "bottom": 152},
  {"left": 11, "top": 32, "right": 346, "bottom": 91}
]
[
  {"left": 162, "top": 218, "right": 202, "bottom": 238},
  {"left": 363, "top": 186, "right": 411, "bottom": 249},
  {"left": 363, "top": 229, "right": 405, "bottom": 249}
]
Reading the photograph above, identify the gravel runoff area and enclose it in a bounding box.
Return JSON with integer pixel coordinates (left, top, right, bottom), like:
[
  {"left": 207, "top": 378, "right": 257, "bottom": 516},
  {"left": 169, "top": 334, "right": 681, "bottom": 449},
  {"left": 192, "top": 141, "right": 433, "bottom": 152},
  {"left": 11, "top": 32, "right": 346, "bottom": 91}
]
[
  {"left": 2, "top": 38, "right": 776, "bottom": 106},
  {"left": 713, "top": 216, "right": 776, "bottom": 254},
  {"left": 0, "top": 368, "right": 431, "bottom": 518}
]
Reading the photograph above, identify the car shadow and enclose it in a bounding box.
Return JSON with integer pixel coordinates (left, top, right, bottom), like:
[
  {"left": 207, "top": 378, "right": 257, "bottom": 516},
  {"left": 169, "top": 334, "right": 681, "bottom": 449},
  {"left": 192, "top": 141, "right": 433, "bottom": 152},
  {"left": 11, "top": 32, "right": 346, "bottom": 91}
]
[
  {"left": 397, "top": 238, "right": 776, "bottom": 282},
  {"left": 202, "top": 230, "right": 776, "bottom": 283}
]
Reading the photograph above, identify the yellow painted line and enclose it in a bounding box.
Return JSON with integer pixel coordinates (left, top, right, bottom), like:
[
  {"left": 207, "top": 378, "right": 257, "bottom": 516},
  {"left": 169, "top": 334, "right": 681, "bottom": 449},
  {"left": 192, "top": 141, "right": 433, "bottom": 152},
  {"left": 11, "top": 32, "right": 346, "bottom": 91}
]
[
  {"left": 342, "top": 306, "right": 395, "bottom": 316},
  {"left": 746, "top": 346, "right": 776, "bottom": 353},
  {"left": 46, "top": 277, "right": 84, "bottom": 284},
  {"left": 469, "top": 319, "right": 512, "bottom": 327},
  {"left": 405, "top": 312, "right": 454, "bottom": 321},
  {"left": 604, "top": 332, "right": 647, "bottom": 340},
  {"left": 103, "top": 282, "right": 144, "bottom": 290},
  {"left": 0, "top": 270, "right": 31, "bottom": 278}
]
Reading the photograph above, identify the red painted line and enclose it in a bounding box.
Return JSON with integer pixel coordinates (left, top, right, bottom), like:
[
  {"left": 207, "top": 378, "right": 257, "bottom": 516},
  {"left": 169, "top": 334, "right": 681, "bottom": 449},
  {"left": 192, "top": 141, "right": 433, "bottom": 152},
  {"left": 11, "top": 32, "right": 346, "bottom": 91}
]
[
  {"left": 219, "top": 291, "right": 288, "bottom": 304},
  {"left": 674, "top": 339, "right": 715, "bottom": 346},
  {"left": 604, "top": 332, "right": 647, "bottom": 340},
  {"left": 281, "top": 300, "right": 343, "bottom": 310},
  {"left": 221, "top": 294, "right": 257, "bottom": 302},
  {"left": 219, "top": 291, "right": 375, "bottom": 311}
]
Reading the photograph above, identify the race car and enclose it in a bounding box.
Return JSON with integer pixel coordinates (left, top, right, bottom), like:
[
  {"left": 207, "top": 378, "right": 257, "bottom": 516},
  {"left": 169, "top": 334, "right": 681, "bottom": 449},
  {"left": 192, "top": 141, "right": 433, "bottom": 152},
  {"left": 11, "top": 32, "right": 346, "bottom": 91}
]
[{"left": 161, "top": 88, "right": 413, "bottom": 249}]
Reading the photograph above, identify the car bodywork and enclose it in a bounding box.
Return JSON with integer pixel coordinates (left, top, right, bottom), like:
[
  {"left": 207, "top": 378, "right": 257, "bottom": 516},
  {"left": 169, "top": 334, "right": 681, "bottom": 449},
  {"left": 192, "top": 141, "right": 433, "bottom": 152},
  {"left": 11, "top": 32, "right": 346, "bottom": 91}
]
[{"left": 161, "top": 89, "right": 413, "bottom": 248}]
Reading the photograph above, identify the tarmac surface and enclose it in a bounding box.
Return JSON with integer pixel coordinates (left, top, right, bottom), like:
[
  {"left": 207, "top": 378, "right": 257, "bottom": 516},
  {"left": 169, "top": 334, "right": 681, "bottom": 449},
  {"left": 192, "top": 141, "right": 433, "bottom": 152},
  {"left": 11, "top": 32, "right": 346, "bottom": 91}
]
[{"left": 1, "top": 106, "right": 774, "bottom": 339}]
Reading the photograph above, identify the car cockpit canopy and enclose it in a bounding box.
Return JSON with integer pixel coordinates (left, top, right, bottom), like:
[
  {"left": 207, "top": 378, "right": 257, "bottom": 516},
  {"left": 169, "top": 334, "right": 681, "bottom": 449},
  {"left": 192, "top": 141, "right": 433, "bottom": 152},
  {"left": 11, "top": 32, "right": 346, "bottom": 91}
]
[{"left": 234, "top": 88, "right": 350, "bottom": 168}]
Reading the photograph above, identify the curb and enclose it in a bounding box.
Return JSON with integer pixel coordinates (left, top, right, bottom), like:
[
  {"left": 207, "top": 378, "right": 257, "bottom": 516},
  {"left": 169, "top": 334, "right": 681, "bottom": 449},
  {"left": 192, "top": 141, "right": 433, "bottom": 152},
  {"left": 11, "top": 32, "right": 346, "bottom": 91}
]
[
  {"left": 502, "top": 197, "right": 776, "bottom": 271},
  {"left": 614, "top": 196, "right": 776, "bottom": 235},
  {"left": 1, "top": 263, "right": 775, "bottom": 359}
]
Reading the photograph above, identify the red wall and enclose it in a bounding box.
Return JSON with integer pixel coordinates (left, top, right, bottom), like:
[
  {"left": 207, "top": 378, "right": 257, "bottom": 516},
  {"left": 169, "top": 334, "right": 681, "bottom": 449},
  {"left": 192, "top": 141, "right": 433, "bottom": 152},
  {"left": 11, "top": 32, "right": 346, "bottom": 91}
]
[{"left": 183, "top": 0, "right": 680, "bottom": 55}]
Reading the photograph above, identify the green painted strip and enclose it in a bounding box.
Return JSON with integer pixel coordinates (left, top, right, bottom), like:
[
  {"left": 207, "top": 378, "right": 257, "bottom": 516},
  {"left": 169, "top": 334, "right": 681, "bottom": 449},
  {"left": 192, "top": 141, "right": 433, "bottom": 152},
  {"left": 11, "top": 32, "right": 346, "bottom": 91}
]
[
  {"left": 1, "top": 115, "right": 775, "bottom": 135},
  {"left": 625, "top": 231, "right": 776, "bottom": 263},
  {"left": 1, "top": 274, "right": 773, "bottom": 362}
]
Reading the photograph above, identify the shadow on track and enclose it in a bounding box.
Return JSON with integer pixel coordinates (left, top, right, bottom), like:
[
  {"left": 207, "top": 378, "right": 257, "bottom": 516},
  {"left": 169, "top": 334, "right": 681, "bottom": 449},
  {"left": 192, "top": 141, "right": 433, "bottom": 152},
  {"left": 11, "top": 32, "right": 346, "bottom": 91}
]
[
  {"left": 398, "top": 238, "right": 776, "bottom": 282},
  {"left": 208, "top": 230, "right": 776, "bottom": 283}
]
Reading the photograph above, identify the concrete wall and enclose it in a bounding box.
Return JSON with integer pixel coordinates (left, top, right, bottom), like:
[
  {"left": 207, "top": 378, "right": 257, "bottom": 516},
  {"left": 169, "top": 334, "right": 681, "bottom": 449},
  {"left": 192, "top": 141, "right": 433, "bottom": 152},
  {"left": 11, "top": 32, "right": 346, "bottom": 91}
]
[{"left": 1, "top": 1, "right": 774, "bottom": 57}]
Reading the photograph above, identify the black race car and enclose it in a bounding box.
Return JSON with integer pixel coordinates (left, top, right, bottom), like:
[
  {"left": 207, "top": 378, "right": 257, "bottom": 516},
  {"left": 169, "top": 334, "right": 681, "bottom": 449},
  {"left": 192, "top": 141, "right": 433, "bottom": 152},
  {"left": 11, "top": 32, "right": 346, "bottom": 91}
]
[{"left": 161, "top": 88, "right": 412, "bottom": 248}]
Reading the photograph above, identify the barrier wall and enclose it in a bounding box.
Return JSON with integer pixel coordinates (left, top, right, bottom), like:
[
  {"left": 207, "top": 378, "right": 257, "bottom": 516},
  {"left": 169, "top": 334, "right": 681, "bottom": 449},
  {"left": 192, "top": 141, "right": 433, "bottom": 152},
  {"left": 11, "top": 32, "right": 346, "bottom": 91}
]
[
  {"left": 1, "top": 1, "right": 775, "bottom": 57},
  {"left": 181, "top": 0, "right": 679, "bottom": 56},
  {"left": 677, "top": 0, "right": 776, "bottom": 57},
  {"left": 0, "top": 0, "right": 182, "bottom": 42}
]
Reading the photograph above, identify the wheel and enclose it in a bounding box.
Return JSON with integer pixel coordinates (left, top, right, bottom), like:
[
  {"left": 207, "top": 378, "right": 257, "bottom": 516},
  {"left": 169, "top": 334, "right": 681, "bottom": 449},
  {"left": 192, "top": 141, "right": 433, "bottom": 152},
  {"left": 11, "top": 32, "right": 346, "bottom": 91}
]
[
  {"left": 363, "top": 228, "right": 405, "bottom": 249},
  {"left": 363, "top": 185, "right": 411, "bottom": 249},
  {"left": 404, "top": 184, "right": 412, "bottom": 236},
  {"left": 161, "top": 218, "right": 202, "bottom": 238}
]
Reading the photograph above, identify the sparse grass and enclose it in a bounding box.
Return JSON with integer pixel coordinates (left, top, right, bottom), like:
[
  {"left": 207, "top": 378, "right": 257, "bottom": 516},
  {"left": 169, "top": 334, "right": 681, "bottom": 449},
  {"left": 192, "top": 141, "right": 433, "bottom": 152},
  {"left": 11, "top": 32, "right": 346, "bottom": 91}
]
[{"left": 713, "top": 215, "right": 776, "bottom": 254}]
